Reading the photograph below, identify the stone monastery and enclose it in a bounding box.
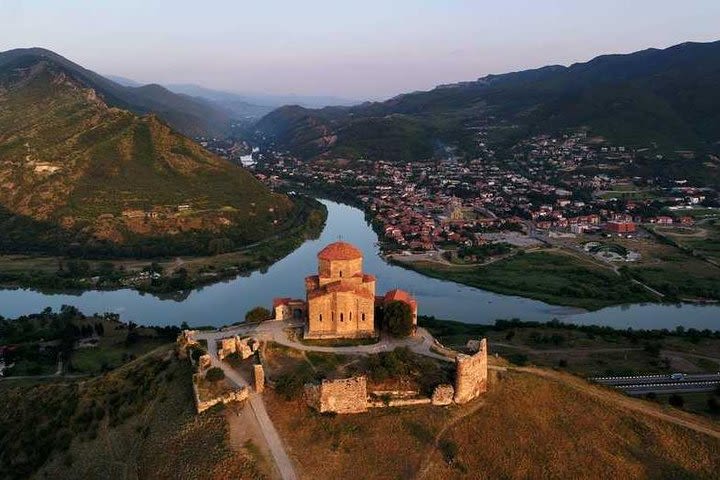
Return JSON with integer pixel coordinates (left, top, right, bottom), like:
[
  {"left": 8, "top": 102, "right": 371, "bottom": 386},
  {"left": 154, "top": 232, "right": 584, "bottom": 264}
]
[{"left": 272, "top": 241, "right": 418, "bottom": 339}]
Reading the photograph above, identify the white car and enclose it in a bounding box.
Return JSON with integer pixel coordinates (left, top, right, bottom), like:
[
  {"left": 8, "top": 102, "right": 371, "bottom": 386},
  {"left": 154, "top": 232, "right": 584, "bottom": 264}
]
[{"left": 670, "top": 373, "right": 685, "bottom": 380}]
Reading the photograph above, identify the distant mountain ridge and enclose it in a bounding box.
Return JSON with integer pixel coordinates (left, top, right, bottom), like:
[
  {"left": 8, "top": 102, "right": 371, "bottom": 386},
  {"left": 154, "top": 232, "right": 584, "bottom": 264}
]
[
  {"left": 255, "top": 40, "right": 720, "bottom": 166},
  {"left": 0, "top": 48, "right": 231, "bottom": 137},
  {"left": 165, "top": 83, "right": 361, "bottom": 109},
  {"left": 0, "top": 49, "right": 293, "bottom": 256}
]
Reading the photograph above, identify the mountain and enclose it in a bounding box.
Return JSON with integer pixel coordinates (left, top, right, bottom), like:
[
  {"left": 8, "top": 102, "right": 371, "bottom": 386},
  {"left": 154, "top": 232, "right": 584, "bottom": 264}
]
[
  {"left": 0, "top": 50, "right": 294, "bottom": 256},
  {"left": 104, "top": 74, "right": 143, "bottom": 87},
  {"left": 166, "top": 83, "right": 361, "bottom": 109},
  {"left": 163, "top": 83, "right": 275, "bottom": 119},
  {"left": 0, "top": 48, "right": 231, "bottom": 137},
  {"left": 255, "top": 40, "right": 720, "bottom": 164}
]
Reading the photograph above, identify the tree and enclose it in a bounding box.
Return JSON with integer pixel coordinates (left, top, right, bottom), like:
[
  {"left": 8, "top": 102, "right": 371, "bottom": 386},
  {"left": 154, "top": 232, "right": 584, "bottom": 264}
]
[
  {"left": 384, "top": 301, "right": 413, "bottom": 338},
  {"left": 205, "top": 367, "right": 225, "bottom": 382},
  {"left": 245, "top": 306, "right": 271, "bottom": 323}
]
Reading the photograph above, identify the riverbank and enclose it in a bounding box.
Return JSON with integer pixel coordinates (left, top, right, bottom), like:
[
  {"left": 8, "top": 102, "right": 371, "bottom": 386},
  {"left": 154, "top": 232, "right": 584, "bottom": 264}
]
[
  {"left": 0, "top": 196, "right": 327, "bottom": 297},
  {"left": 389, "top": 249, "right": 656, "bottom": 311}
]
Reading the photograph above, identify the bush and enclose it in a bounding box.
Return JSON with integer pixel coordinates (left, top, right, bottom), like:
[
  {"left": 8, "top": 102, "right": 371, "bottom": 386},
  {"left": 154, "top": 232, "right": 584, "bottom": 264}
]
[
  {"left": 439, "top": 439, "right": 458, "bottom": 464},
  {"left": 384, "top": 301, "right": 413, "bottom": 338},
  {"left": 245, "top": 306, "right": 271, "bottom": 323},
  {"left": 668, "top": 394, "right": 684, "bottom": 408},
  {"left": 708, "top": 396, "right": 720, "bottom": 413},
  {"left": 275, "top": 364, "right": 315, "bottom": 400},
  {"left": 205, "top": 367, "right": 225, "bottom": 382}
]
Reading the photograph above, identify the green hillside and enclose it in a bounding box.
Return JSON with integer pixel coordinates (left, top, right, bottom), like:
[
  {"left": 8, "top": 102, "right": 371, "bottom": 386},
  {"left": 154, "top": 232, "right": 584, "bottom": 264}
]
[
  {"left": 0, "top": 48, "right": 232, "bottom": 137},
  {"left": 0, "top": 55, "right": 295, "bottom": 257},
  {"left": 256, "top": 40, "right": 720, "bottom": 169}
]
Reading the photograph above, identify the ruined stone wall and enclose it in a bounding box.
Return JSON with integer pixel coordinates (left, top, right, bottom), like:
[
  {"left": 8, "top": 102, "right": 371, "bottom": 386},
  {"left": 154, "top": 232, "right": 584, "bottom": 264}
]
[
  {"left": 253, "top": 364, "right": 265, "bottom": 393},
  {"left": 431, "top": 384, "right": 455, "bottom": 406},
  {"left": 192, "top": 377, "right": 249, "bottom": 413},
  {"left": 176, "top": 330, "right": 199, "bottom": 359},
  {"left": 217, "top": 336, "right": 257, "bottom": 361},
  {"left": 304, "top": 376, "right": 368, "bottom": 414},
  {"left": 453, "top": 338, "right": 488, "bottom": 404}
]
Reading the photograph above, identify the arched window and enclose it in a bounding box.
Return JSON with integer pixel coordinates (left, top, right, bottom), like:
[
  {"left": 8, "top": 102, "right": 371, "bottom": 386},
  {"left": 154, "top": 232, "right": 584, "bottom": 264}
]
[
  {"left": 319, "top": 314, "right": 323, "bottom": 322},
  {"left": 350, "top": 312, "right": 352, "bottom": 321},
  {"left": 339, "top": 270, "right": 343, "bottom": 277},
  {"left": 362, "top": 312, "right": 366, "bottom": 321},
  {"left": 340, "top": 313, "right": 344, "bottom": 322}
]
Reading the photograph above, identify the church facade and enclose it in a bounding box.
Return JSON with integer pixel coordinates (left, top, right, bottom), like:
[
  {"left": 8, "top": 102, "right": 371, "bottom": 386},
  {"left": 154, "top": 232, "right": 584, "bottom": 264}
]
[{"left": 272, "top": 241, "right": 418, "bottom": 339}]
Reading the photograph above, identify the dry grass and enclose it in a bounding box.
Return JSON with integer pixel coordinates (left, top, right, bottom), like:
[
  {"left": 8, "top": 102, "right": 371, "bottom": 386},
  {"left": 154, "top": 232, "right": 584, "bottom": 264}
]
[
  {"left": 265, "top": 390, "right": 450, "bottom": 479},
  {"left": 423, "top": 370, "right": 720, "bottom": 479},
  {"left": 266, "top": 367, "right": 720, "bottom": 480}
]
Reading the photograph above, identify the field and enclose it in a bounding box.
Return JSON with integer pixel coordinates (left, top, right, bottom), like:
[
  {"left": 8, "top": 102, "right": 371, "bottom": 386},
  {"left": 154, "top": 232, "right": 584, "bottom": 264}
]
[
  {"left": 396, "top": 249, "right": 654, "bottom": 310},
  {"left": 654, "top": 220, "right": 720, "bottom": 264},
  {"left": 264, "top": 366, "right": 720, "bottom": 479}
]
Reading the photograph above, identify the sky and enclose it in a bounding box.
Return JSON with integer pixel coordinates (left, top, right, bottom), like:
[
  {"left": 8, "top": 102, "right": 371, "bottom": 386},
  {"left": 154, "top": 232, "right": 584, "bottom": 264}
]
[{"left": 1, "top": 0, "right": 719, "bottom": 100}]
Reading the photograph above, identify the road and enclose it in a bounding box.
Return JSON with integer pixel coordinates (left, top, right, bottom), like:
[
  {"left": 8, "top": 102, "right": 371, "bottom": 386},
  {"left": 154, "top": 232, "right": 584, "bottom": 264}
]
[
  {"left": 592, "top": 373, "right": 720, "bottom": 395},
  {"left": 198, "top": 327, "right": 298, "bottom": 480}
]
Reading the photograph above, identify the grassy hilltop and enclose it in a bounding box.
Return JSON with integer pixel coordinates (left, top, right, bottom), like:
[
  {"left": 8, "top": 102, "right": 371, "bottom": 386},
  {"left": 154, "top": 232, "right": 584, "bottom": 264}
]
[{"left": 0, "top": 53, "right": 296, "bottom": 258}]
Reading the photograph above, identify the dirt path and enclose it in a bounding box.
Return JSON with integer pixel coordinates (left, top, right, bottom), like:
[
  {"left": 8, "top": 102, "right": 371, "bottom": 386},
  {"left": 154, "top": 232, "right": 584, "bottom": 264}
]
[
  {"left": 415, "top": 399, "right": 486, "bottom": 480},
  {"left": 515, "top": 366, "right": 720, "bottom": 440}
]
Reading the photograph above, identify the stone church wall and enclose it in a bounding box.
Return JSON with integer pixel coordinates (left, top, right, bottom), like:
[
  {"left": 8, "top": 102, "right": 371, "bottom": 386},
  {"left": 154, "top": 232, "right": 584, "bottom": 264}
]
[{"left": 453, "top": 338, "right": 488, "bottom": 404}]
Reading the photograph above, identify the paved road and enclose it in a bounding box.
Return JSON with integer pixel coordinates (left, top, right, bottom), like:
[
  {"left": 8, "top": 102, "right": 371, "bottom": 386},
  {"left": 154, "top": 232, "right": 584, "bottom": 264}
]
[{"left": 592, "top": 373, "right": 720, "bottom": 395}]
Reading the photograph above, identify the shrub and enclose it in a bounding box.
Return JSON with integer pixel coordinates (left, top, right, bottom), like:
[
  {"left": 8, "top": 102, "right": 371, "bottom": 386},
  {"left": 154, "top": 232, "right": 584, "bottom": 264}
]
[
  {"left": 245, "top": 306, "right": 271, "bottom": 323},
  {"left": 668, "top": 394, "right": 684, "bottom": 408},
  {"left": 384, "top": 301, "right": 413, "bottom": 338},
  {"left": 205, "top": 367, "right": 225, "bottom": 382},
  {"left": 275, "top": 364, "right": 315, "bottom": 400},
  {"left": 439, "top": 439, "right": 458, "bottom": 464}
]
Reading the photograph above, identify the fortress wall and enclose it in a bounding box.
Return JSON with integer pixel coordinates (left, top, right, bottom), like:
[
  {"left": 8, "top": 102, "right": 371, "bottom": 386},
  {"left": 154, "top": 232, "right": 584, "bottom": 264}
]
[
  {"left": 453, "top": 338, "right": 488, "bottom": 404},
  {"left": 304, "top": 376, "right": 368, "bottom": 414}
]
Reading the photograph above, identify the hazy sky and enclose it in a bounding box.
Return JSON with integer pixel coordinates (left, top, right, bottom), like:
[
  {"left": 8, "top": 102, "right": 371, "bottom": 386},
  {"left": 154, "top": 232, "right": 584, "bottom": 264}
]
[{"left": 1, "top": 0, "right": 718, "bottom": 100}]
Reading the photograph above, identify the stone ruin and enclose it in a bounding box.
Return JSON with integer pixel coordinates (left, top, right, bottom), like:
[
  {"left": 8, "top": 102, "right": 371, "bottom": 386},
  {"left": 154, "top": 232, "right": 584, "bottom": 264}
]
[
  {"left": 176, "top": 330, "right": 198, "bottom": 359},
  {"left": 198, "top": 353, "right": 212, "bottom": 372},
  {"left": 431, "top": 384, "right": 455, "bottom": 406},
  {"left": 253, "top": 364, "right": 265, "bottom": 393},
  {"left": 454, "top": 338, "right": 488, "bottom": 404},
  {"left": 217, "top": 335, "right": 258, "bottom": 361},
  {"left": 304, "top": 376, "right": 369, "bottom": 414},
  {"left": 302, "top": 338, "right": 489, "bottom": 414}
]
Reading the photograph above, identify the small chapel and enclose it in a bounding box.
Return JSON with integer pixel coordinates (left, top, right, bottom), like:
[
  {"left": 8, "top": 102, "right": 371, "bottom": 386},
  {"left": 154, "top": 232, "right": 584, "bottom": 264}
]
[{"left": 272, "top": 241, "right": 418, "bottom": 339}]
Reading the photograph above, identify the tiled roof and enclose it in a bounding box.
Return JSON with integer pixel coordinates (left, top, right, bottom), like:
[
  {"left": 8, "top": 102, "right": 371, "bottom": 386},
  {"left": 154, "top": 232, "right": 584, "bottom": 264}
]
[
  {"left": 384, "top": 289, "right": 417, "bottom": 309},
  {"left": 317, "top": 241, "right": 363, "bottom": 261}
]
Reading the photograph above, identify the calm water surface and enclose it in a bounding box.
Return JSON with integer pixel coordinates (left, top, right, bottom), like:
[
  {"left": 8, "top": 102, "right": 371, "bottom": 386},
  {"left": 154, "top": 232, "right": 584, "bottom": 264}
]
[{"left": 1, "top": 200, "right": 719, "bottom": 330}]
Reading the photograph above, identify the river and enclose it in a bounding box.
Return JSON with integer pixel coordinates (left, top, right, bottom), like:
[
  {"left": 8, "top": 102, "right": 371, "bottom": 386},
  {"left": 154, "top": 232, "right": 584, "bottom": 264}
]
[{"left": 1, "top": 200, "right": 719, "bottom": 330}]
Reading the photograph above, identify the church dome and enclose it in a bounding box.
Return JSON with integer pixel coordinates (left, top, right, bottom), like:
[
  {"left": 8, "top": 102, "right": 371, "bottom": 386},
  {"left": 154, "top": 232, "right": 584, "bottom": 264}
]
[{"left": 317, "top": 241, "right": 363, "bottom": 261}]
